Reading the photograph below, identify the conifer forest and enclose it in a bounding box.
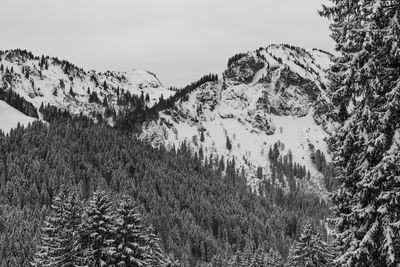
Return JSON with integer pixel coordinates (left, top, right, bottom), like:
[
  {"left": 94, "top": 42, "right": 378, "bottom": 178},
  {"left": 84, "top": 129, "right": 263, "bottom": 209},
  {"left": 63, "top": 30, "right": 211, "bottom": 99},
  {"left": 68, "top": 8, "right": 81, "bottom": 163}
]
[{"left": 0, "top": 0, "right": 399, "bottom": 266}]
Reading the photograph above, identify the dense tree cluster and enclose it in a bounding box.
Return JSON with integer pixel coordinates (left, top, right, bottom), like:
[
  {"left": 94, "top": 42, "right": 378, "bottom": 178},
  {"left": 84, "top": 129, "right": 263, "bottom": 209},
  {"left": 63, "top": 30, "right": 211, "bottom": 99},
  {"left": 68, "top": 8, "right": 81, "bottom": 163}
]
[
  {"left": 39, "top": 103, "right": 74, "bottom": 122},
  {"left": 0, "top": 114, "right": 329, "bottom": 265},
  {"left": 227, "top": 53, "right": 247, "bottom": 67},
  {"left": 89, "top": 91, "right": 100, "bottom": 103},
  {"left": 0, "top": 49, "right": 36, "bottom": 62},
  {"left": 201, "top": 246, "right": 283, "bottom": 267},
  {"left": 32, "top": 187, "right": 168, "bottom": 267},
  {"left": 285, "top": 222, "right": 333, "bottom": 267},
  {"left": 202, "top": 223, "right": 333, "bottom": 267},
  {"left": 268, "top": 142, "right": 310, "bottom": 193},
  {"left": 158, "top": 73, "right": 218, "bottom": 107},
  {"left": 115, "top": 74, "right": 219, "bottom": 131},
  {"left": 310, "top": 149, "right": 337, "bottom": 192},
  {"left": 38, "top": 55, "right": 49, "bottom": 70}
]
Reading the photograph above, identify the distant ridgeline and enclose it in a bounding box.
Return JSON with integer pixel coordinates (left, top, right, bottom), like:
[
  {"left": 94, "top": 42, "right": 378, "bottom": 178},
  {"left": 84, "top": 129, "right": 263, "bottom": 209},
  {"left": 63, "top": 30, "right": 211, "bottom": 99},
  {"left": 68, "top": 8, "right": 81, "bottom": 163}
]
[
  {"left": 115, "top": 73, "right": 219, "bottom": 131},
  {"left": 0, "top": 111, "right": 330, "bottom": 266}
]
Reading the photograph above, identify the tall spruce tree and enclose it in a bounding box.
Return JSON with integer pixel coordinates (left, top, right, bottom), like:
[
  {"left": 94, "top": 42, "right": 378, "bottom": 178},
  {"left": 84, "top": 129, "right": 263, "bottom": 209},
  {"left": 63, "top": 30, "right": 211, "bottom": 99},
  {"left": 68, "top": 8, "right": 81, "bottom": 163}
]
[
  {"left": 57, "top": 187, "right": 82, "bottom": 266},
  {"left": 264, "top": 248, "right": 283, "bottom": 267},
  {"left": 78, "top": 189, "right": 116, "bottom": 267},
  {"left": 285, "top": 222, "right": 333, "bottom": 267},
  {"left": 145, "top": 226, "right": 166, "bottom": 267},
  {"left": 32, "top": 186, "right": 82, "bottom": 267},
  {"left": 321, "top": 1, "right": 400, "bottom": 266},
  {"left": 113, "top": 197, "right": 150, "bottom": 266}
]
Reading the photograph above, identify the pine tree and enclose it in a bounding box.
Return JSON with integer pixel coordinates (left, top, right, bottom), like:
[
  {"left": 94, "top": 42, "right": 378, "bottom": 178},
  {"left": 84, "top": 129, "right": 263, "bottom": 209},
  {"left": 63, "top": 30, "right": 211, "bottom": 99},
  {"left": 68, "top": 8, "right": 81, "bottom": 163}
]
[
  {"left": 69, "top": 87, "right": 75, "bottom": 98},
  {"left": 145, "top": 226, "right": 166, "bottom": 267},
  {"left": 200, "top": 131, "right": 205, "bottom": 142},
  {"left": 164, "top": 254, "right": 180, "bottom": 267},
  {"left": 32, "top": 189, "right": 68, "bottom": 267},
  {"left": 59, "top": 187, "right": 82, "bottom": 266},
  {"left": 140, "top": 92, "right": 145, "bottom": 106},
  {"left": 32, "top": 186, "right": 82, "bottom": 267},
  {"left": 264, "top": 248, "right": 283, "bottom": 267},
  {"left": 226, "top": 136, "right": 232, "bottom": 151},
  {"left": 321, "top": 1, "right": 400, "bottom": 265},
  {"left": 102, "top": 96, "right": 108, "bottom": 107},
  {"left": 285, "top": 222, "right": 333, "bottom": 267},
  {"left": 78, "top": 189, "right": 116, "bottom": 266},
  {"left": 113, "top": 197, "right": 150, "bottom": 266},
  {"left": 89, "top": 91, "right": 99, "bottom": 103}
]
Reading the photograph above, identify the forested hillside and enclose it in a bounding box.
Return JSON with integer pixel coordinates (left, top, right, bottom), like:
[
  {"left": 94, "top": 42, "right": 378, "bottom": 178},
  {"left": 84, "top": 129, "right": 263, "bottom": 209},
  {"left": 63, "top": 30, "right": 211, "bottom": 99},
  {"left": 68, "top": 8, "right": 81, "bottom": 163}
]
[
  {"left": 0, "top": 113, "right": 330, "bottom": 266},
  {"left": 1, "top": 0, "right": 399, "bottom": 265},
  {"left": 0, "top": 45, "right": 335, "bottom": 198}
]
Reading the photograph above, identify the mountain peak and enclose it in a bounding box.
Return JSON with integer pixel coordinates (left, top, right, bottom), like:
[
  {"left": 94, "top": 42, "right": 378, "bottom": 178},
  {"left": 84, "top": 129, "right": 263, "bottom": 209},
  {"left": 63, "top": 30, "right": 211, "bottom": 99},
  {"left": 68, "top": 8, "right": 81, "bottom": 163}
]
[
  {"left": 0, "top": 49, "right": 175, "bottom": 116},
  {"left": 123, "top": 68, "right": 164, "bottom": 89},
  {"left": 140, "top": 44, "right": 334, "bottom": 197}
]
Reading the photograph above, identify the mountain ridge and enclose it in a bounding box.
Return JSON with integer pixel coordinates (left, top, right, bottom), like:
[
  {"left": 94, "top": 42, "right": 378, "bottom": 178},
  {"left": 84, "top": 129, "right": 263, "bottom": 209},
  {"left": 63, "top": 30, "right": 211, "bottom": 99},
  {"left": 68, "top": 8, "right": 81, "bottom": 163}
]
[
  {"left": 139, "top": 44, "right": 335, "bottom": 196},
  {"left": 0, "top": 44, "right": 335, "bottom": 196}
]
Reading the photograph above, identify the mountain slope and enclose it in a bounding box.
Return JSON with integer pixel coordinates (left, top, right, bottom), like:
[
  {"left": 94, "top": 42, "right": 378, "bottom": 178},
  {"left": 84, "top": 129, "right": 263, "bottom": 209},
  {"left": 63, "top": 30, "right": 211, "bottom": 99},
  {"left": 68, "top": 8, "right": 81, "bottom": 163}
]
[
  {"left": 0, "top": 49, "right": 175, "bottom": 119},
  {"left": 140, "top": 44, "right": 334, "bottom": 195},
  {"left": 0, "top": 45, "right": 334, "bottom": 195}
]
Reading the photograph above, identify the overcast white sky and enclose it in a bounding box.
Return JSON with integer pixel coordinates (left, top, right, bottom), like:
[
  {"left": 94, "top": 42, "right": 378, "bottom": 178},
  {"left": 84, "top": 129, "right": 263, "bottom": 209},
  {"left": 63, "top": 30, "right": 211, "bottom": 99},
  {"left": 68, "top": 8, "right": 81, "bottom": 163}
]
[{"left": 0, "top": 0, "right": 333, "bottom": 87}]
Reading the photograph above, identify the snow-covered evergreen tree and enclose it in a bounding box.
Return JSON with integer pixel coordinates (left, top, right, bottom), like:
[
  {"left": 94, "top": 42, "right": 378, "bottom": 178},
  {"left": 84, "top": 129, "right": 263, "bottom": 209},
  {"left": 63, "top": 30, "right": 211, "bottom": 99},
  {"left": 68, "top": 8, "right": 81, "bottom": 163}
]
[
  {"left": 285, "top": 222, "right": 333, "bottom": 267},
  {"left": 57, "top": 187, "right": 82, "bottom": 266},
  {"left": 78, "top": 189, "right": 116, "bottom": 267},
  {"left": 113, "top": 197, "right": 150, "bottom": 266},
  {"left": 249, "top": 248, "right": 264, "bottom": 267},
  {"left": 208, "top": 254, "right": 226, "bottom": 267},
  {"left": 235, "top": 251, "right": 248, "bottom": 267},
  {"left": 164, "top": 254, "right": 180, "bottom": 267},
  {"left": 321, "top": 0, "right": 400, "bottom": 265},
  {"left": 145, "top": 226, "right": 167, "bottom": 267},
  {"left": 264, "top": 248, "right": 283, "bottom": 267},
  {"left": 32, "top": 186, "right": 82, "bottom": 267},
  {"left": 32, "top": 187, "right": 68, "bottom": 267}
]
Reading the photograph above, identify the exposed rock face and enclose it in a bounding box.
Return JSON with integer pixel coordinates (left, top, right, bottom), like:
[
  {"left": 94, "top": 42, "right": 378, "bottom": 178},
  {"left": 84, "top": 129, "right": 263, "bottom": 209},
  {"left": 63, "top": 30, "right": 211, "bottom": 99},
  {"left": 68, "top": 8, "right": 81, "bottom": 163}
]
[
  {"left": 225, "top": 55, "right": 265, "bottom": 84},
  {"left": 140, "top": 44, "right": 334, "bottom": 195}
]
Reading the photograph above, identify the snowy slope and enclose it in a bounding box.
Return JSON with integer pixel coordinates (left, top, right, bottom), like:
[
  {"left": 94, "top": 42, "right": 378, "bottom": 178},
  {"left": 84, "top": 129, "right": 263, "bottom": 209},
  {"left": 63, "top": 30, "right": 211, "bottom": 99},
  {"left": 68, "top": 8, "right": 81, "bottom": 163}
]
[
  {"left": 0, "top": 49, "right": 175, "bottom": 118},
  {"left": 0, "top": 46, "right": 334, "bottom": 196},
  {"left": 140, "top": 44, "right": 334, "bottom": 196},
  {"left": 0, "top": 100, "right": 37, "bottom": 133}
]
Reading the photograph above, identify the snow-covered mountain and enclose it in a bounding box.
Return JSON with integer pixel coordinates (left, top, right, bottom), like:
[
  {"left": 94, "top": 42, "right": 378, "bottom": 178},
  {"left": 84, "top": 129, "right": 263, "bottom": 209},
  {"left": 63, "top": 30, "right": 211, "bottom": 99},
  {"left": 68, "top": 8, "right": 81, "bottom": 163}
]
[
  {"left": 0, "top": 45, "right": 334, "bottom": 195},
  {"left": 140, "top": 44, "right": 334, "bottom": 195},
  {"left": 0, "top": 49, "right": 175, "bottom": 119}
]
